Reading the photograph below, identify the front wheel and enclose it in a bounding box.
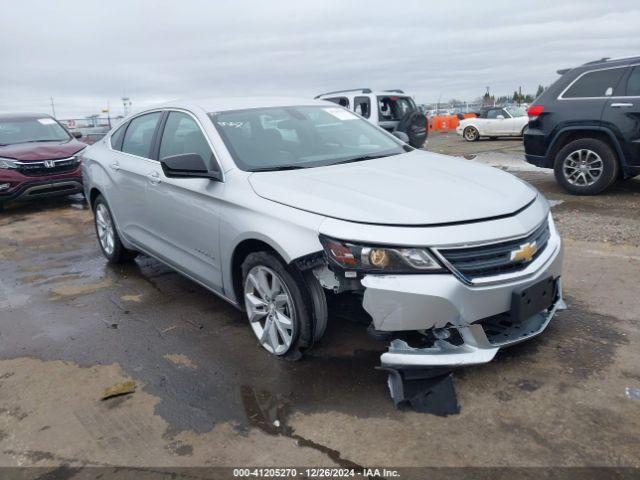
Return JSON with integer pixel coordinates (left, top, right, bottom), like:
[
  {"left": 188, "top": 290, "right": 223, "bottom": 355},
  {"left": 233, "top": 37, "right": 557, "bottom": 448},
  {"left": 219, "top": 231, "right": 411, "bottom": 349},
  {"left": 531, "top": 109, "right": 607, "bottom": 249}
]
[
  {"left": 463, "top": 126, "right": 479, "bottom": 142},
  {"left": 553, "top": 138, "right": 619, "bottom": 195},
  {"left": 241, "top": 252, "right": 315, "bottom": 360}
]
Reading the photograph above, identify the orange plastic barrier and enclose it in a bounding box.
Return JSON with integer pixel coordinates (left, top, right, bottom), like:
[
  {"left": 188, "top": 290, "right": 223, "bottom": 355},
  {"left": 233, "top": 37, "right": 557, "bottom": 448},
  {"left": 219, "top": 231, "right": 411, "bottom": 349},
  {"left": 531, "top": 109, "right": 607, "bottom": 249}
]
[{"left": 429, "top": 114, "right": 476, "bottom": 131}]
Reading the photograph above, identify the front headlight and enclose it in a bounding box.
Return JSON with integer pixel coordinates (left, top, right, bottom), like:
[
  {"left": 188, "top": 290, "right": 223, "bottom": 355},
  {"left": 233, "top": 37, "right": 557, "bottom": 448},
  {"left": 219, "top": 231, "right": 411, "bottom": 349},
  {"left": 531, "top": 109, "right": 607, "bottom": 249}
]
[
  {"left": 319, "top": 235, "right": 445, "bottom": 273},
  {"left": 0, "top": 158, "right": 18, "bottom": 169}
]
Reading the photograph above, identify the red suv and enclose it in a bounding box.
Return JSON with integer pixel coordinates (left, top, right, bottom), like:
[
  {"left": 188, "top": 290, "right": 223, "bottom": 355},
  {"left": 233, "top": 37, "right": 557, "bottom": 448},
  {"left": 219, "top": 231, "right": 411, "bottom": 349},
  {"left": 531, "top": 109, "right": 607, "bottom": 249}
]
[{"left": 0, "top": 113, "right": 86, "bottom": 210}]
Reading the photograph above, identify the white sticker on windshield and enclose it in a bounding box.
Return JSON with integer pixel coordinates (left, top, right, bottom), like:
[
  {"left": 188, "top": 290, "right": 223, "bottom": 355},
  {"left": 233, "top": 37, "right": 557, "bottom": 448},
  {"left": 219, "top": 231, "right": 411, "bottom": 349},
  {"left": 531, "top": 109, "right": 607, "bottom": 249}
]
[
  {"left": 217, "top": 121, "right": 244, "bottom": 128},
  {"left": 37, "top": 118, "right": 56, "bottom": 125},
  {"left": 323, "top": 107, "right": 358, "bottom": 121}
]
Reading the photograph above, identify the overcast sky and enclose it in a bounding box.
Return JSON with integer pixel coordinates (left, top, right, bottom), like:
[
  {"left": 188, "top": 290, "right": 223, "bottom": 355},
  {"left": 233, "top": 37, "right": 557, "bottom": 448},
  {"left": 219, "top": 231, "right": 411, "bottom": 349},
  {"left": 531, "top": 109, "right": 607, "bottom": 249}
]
[{"left": 1, "top": 0, "right": 639, "bottom": 118}]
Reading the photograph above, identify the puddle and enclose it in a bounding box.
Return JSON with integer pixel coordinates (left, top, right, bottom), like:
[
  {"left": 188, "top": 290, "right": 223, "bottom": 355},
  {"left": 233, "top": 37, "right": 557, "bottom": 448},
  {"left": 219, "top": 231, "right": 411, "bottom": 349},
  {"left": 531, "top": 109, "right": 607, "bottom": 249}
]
[{"left": 240, "top": 385, "right": 362, "bottom": 469}]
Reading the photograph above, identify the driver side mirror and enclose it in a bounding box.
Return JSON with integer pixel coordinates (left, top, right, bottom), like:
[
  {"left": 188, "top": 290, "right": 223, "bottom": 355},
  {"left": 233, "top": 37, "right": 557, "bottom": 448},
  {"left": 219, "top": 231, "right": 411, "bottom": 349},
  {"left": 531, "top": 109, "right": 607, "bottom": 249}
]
[
  {"left": 392, "top": 131, "right": 410, "bottom": 143},
  {"left": 72, "top": 131, "right": 82, "bottom": 139},
  {"left": 160, "top": 153, "right": 222, "bottom": 181},
  {"left": 497, "top": 115, "right": 505, "bottom": 120}
]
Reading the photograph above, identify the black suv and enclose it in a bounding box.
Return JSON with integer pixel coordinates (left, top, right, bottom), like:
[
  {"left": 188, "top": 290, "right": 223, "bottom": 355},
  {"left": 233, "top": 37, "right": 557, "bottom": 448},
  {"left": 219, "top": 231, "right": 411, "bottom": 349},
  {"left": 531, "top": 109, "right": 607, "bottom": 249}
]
[{"left": 524, "top": 56, "right": 640, "bottom": 195}]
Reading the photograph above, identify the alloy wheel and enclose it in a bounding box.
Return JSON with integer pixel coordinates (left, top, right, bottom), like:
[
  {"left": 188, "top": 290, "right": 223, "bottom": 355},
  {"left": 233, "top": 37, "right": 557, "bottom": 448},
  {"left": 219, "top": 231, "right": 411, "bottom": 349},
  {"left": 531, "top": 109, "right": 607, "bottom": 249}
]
[
  {"left": 95, "top": 203, "right": 115, "bottom": 256},
  {"left": 244, "top": 265, "right": 295, "bottom": 355},
  {"left": 563, "top": 149, "right": 603, "bottom": 187},
  {"left": 464, "top": 127, "right": 478, "bottom": 141}
]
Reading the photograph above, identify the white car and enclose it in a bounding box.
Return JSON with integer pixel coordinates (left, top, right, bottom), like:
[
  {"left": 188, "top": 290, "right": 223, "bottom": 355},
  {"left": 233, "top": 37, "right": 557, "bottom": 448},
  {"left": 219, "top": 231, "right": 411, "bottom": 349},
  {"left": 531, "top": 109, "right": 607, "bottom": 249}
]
[
  {"left": 82, "top": 97, "right": 563, "bottom": 368},
  {"left": 457, "top": 106, "right": 529, "bottom": 141}
]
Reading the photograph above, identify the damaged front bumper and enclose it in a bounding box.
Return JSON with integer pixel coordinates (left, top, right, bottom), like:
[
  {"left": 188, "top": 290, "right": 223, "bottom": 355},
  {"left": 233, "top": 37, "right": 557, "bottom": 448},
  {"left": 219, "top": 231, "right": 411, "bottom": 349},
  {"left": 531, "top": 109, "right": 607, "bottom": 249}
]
[
  {"left": 379, "top": 291, "right": 565, "bottom": 368},
  {"left": 361, "top": 219, "right": 564, "bottom": 368}
]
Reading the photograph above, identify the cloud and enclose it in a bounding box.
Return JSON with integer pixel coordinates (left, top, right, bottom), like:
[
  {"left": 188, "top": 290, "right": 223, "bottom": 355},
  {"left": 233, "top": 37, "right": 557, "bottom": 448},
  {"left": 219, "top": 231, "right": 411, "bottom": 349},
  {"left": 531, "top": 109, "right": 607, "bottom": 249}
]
[{"left": 1, "top": 0, "right": 639, "bottom": 117}]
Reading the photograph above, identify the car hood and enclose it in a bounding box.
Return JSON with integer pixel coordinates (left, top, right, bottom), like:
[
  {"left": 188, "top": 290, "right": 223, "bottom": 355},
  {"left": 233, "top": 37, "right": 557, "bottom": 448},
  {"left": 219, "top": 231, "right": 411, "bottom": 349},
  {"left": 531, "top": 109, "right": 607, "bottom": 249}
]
[
  {"left": 248, "top": 150, "right": 537, "bottom": 225},
  {"left": 0, "top": 140, "right": 85, "bottom": 161}
]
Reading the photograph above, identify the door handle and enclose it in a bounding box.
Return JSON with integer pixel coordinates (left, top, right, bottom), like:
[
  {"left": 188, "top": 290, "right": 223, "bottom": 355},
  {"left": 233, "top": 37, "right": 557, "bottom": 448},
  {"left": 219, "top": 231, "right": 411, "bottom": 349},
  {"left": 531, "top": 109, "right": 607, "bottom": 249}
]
[
  {"left": 147, "top": 171, "right": 161, "bottom": 185},
  {"left": 109, "top": 162, "right": 120, "bottom": 171},
  {"left": 610, "top": 103, "right": 634, "bottom": 108}
]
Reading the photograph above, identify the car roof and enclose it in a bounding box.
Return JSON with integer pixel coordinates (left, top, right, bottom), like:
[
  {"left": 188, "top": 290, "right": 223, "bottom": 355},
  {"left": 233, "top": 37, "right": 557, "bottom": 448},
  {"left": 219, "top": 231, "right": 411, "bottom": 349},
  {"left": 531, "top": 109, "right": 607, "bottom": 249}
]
[
  {"left": 0, "top": 112, "right": 53, "bottom": 121},
  {"left": 316, "top": 89, "right": 410, "bottom": 98},
  {"left": 557, "top": 55, "right": 640, "bottom": 74},
  {"left": 149, "top": 96, "right": 332, "bottom": 114}
]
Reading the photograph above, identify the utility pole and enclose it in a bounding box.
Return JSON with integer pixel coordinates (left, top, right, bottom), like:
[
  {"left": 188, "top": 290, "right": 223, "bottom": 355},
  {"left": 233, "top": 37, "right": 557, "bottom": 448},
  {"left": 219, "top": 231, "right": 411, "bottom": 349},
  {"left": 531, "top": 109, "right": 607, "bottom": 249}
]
[
  {"left": 50, "top": 97, "right": 57, "bottom": 118},
  {"left": 518, "top": 85, "right": 522, "bottom": 105}
]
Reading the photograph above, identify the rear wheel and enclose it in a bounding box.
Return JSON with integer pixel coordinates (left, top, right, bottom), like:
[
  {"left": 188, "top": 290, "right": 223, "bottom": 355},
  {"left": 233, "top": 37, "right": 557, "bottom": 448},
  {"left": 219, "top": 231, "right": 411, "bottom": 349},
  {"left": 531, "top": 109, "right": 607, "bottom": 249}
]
[
  {"left": 93, "top": 195, "right": 138, "bottom": 263},
  {"left": 241, "top": 252, "right": 315, "bottom": 360},
  {"left": 554, "top": 138, "right": 618, "bottom": 195},
  {"left": 463, "top": 126, "right": 479, "bottom": 142}
]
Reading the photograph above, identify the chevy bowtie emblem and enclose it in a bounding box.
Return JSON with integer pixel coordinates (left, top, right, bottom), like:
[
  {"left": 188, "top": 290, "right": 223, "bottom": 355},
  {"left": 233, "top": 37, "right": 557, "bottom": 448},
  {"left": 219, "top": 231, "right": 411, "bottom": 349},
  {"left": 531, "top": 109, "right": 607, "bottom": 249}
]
[
  {"left": 511, "top": 242, "right": 537, "bottom": 263},
  {"left": 43, "top": 160, "right": 55, "bottom": 168}
]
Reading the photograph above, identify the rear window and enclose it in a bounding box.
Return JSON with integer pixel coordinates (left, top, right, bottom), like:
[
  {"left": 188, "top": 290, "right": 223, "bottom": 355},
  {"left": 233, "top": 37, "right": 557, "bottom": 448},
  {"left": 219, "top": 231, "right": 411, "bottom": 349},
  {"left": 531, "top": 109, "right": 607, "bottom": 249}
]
[
  {"left": 626, "top": 66, "right": 640, "bottom": 96},
  {"left": 562, "top": 67, "right": 626, "bottom": 98},
  {"left": 325, "top": 97, "right": 349, "bottom": 107},
  {"left": 121, "top": 112, "right": 162, "bottom": 158},
  {"left": 377, "top": 96, "right": 415, "bottom": 121},
  {"left": 110, "top": 124, "right": 127, "bottom": 150}
]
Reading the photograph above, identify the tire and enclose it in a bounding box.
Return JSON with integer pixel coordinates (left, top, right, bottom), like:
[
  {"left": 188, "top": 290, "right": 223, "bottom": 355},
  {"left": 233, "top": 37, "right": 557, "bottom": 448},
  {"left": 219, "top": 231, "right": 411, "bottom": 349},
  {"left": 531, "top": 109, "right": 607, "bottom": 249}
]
[
  {"left": 553, "top": 138, "right": 619, "bottom": 195},
  {"left": 463, "top": 126, "right": 479, "bottom": 142},
  {"left": 395, "top": 110, "right": 428, "bottom": 148},
  {"left": 241, "top": 251, "right": 315, "bottom": 360},
  {"left": 93, "top": 195, "right": 138, "bottom": 263}
]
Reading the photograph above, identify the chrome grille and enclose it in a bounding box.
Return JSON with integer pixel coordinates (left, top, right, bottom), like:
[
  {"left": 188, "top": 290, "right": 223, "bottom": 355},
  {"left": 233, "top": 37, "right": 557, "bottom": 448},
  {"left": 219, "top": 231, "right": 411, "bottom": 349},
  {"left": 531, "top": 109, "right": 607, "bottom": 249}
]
[
  {"left": 438, "top": 220, "right": 551, "bottom": 281},
  {"left": 16, "top": 157, "right": 79, "bottom": 177}
]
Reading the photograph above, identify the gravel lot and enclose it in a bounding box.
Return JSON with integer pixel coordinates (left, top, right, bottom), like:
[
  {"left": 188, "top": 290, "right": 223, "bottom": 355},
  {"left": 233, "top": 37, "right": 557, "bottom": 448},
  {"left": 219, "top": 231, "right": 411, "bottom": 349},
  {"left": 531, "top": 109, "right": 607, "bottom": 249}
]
[{"left": 0, "top": 132, "right": 638, "bottom": 474}]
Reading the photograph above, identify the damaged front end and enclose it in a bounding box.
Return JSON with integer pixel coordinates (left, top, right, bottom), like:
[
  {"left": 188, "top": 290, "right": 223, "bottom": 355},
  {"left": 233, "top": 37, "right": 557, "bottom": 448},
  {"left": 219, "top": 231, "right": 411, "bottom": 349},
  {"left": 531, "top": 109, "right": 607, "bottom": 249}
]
[{"left": 308, "top": 212, "right": 564, "bottom": 371}]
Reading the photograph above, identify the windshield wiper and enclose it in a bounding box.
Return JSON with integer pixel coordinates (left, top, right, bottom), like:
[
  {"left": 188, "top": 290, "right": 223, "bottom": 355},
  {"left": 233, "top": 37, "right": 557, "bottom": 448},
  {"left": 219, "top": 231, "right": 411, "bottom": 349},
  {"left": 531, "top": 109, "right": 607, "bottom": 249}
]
[
  {"left": 330, "top": 153, "right": 395, "bottom": 166},
  {"left": 250, "top": 164, "right": 307, "bottom": 172}
]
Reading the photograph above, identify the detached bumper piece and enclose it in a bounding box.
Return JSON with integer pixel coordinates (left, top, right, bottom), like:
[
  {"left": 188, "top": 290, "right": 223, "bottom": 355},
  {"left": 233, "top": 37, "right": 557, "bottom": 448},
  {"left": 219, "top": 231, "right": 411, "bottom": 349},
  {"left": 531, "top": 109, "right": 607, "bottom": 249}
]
[{"left": 379, "top": 366, "right": 460, "bottom": 416}]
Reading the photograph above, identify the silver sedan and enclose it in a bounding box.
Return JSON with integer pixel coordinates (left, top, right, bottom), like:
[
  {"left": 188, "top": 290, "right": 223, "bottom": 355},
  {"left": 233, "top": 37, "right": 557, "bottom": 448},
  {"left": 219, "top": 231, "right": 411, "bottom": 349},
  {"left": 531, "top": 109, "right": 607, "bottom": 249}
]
[{"left": 82, "top": 97, "right": 564, "bottom": 367}]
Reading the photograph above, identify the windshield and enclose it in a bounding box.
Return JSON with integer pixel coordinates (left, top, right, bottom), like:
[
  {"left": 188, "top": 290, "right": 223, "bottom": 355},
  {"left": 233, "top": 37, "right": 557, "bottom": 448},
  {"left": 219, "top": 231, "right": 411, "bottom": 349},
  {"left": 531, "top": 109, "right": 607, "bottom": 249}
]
[
  {"left": 0, "top": 117, "right": 71, "bottom": 145},
  {"left": 210, "top": 106, "right": 405, "bottom": 171},
  {"left": 505, "top": 106, "right": 527, "bottom": 117}
]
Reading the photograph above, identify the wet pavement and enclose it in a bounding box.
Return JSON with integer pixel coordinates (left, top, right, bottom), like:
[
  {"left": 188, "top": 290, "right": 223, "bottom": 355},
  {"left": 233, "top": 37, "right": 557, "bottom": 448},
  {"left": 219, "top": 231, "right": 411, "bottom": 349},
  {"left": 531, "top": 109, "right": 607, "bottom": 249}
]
[{"left": 1, "top": 133, "right": 639, "bottom": 469}]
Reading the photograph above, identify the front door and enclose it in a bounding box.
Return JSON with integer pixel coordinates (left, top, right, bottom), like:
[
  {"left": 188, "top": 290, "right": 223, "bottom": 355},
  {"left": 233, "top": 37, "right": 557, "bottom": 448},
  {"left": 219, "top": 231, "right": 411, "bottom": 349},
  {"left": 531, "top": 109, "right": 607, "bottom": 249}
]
[
  {"left": 602, "top": 65, "right": 640, "bottom": 170},
  {"left": 144, "top": 111, "right": 224, "bottom": 292}
]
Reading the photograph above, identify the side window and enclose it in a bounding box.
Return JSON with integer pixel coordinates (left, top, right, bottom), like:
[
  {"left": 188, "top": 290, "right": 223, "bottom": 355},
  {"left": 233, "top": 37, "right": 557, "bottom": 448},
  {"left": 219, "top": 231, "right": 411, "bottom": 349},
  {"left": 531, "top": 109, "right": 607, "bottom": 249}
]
[
  {"left": 159, "top": 112, "right": 216, "bottom": 170},
  {"left": 325, "top": 97, "right": 349, "bottom": 108},
  {"left": 110, "top": 123, "right": 127, "bottom": 150},
  {"left": 563, "top": 68, "right": 626, "bottom": 98},
  {"left": 354, "top": 96, "right": 371, "bottom": 118},
  {"left": 121, "top": 112, "right": 162, "bottom": 158},
  {"left": 626, "top": 66, "right": 640, "bottom": 96},
  {"left": 486, "top": 109, "right": 500, "bottom": 119}
]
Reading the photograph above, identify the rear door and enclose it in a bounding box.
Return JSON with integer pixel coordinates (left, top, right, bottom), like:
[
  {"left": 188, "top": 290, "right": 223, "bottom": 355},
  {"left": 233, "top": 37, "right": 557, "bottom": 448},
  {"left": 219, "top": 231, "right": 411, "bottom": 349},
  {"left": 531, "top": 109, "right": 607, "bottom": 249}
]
[
  {"left": 108, "top": 111, "right": 162, "bottom": 246},
  {"left": 558, "top": 65, "right": 628, "bottom": 129},
  {"left": 601, "top": 65, "right": 640, "bottom": 169},
  {"left": 144, "top": 110, "right": 224, "bottom": 291}
]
